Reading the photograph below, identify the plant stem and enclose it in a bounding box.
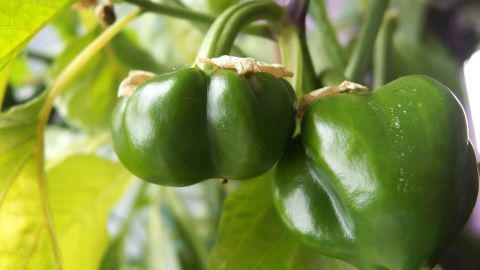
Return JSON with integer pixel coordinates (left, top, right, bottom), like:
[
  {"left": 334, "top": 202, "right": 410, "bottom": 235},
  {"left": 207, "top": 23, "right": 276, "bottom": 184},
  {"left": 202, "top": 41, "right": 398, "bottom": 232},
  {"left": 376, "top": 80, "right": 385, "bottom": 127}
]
[
  {"left": 345, "top": 0, "right": 389, "bottom": 83},
  {"left": 0, "top": 66, "right": 11, "bottom": 111},
  {"left": 27, "top": 50, "right": 54, "bottom": 64},
  {"left": 278, "top": 0, "right": 321, "bottom": 97},
  {"left": 34, "top": 10, "right": 142, "bottom": 269},
  {"left": 124, "top": 0, "right": 273, "bottom": 39},
  {"left": 125, "top": 0, "right": 211, "bottom": 23},
  {"left": 311, "top": 0, "right": 347, "bottom": 71},
  {"left": 287, "top": 0, "right": 308, "bottom": 27},
  {"left": 373, "top": 10, "right": 397, "bottom": 88},
  {"left": 196, "top": 1, "right": 284, "bottom": 62},
  {"left": 278, "top": 27, "right": 304, "bottom": 98},
  {"left": 37, "top": 9, "right": 141, "bottom": 131},
  {"left": 287, "top": 0, "right": 319, "bottom": 92}
]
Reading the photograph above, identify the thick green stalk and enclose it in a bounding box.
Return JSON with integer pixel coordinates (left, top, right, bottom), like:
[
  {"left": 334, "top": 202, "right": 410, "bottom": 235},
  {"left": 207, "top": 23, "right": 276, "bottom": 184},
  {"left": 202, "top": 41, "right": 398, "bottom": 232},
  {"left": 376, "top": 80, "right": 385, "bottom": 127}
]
[
  {"left": 373, "top": 11, "right": 397, "bottom": 88},
  {"left": 288, "top": 0, "right": 319, "bottom": 93},
  {"left": 345, "top": 0, "right": 389, "bottom": 83},
  {"left": 279, "top": 26, "right": 304, "bottom": 98},
  {"left": 299, "top": 30, "right": 319, "bottom": 92},
  {"left": 124, "top": 0, "right": 273, "bottom": 39},
  {"left": 196, "top": 1, "right": 284, "bottom": 61},
  {"left": 310, "top": 0, "right": 347, "bottom": 71}
]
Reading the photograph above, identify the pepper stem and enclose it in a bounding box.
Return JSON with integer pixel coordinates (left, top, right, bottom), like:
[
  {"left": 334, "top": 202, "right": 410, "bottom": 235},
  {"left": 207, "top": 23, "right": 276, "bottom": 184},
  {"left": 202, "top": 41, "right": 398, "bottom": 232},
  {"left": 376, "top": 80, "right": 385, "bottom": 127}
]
[
  {"left": 287, "top": 0, "right": 319, "bottom": 93},
  {"left": 196, "top": 1, "right": 284, "bottom": 68},
  {"left": 345, "top": 0, "right": 390, "bottom": 83},
  {"left": 373, "top": 10, "right": 397, "bottom": 88}
]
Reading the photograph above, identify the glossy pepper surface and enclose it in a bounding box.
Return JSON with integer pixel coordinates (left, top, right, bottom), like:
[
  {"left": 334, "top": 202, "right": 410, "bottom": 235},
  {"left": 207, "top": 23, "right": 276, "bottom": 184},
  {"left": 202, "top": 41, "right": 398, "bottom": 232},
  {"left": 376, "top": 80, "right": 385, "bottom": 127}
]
[
  {"left": 273, "top": 75, "right": 478, "bottom": 270},
  {"left": 112, "top": 67, "right": 296, "bottom": 186}
]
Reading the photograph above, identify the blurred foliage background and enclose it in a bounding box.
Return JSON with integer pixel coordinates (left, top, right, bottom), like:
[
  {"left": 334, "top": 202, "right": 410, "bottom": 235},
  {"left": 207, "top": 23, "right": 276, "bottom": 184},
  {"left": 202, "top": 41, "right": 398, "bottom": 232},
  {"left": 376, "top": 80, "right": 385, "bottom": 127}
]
[{"left": 1, "top": 0, "right": 480, "bottom": 269}]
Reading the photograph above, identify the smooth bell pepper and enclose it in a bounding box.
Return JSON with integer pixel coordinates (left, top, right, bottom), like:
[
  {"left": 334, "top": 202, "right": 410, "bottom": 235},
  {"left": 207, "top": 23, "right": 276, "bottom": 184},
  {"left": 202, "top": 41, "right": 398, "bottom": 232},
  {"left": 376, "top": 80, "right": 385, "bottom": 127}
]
[
  {"left": 112, "top": 67, "right": 296, "bottom": 186},
  {"left": 273, "top": 75, "right": 478, "bottom": 270}
]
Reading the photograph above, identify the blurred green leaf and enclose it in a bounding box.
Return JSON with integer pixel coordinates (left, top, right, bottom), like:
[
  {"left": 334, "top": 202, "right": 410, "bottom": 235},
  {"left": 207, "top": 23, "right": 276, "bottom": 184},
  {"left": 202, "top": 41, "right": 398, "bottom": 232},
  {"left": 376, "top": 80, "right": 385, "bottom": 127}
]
[
  {"left": 110, "top": 32, "right": 163, "bottom": 73},
  {"left": 209, "top": 171, "right": 354, "bottom": 270},
  {"left": 165, "top": 18, "right": 204, "bottom": 64},
  {"left": 308, "top": 0, "right": 348, "bottom": 72},
  {"left": 164, "top": 189, "right": 209, "bottom": 270},
  {"left": 100, "top": 181, "right": 150, "bottom": 270},
  {"left": 51, "top": 9, "right": 80, "bottom": 42},
  {"left": 389, "top": 0, "right": 463, "bottom": 102},
  {"left": 135, "top": 14, "right": 184, "bottom": 67},
  {"left": 147, "top": 188, "right": 182, "bottom": 270},
  {"left": 47, "top": 154, "right": 131, "bottom": 270},
  {"left": 51, "top": 27, "right": 162, "bottom": 132},
  {"left": 0, "top": 0, "right": 76, "bottom": 72},
  {"left": 391, "top": 34, "right": 463, "bottom": 101},
  {"left": 99, "top": 232, "right": 128, "bottom": 270},
  {"left": 10, "top": 53, "right": 32, "bottom": 88}
]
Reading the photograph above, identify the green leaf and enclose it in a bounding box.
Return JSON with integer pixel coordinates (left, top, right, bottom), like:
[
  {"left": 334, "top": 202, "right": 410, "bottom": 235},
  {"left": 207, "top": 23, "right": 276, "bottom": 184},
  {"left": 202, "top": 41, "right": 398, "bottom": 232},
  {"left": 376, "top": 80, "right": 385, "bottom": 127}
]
[
  {"left": 50, "top": 29, "right": 117, "bottom": 132},
  {"left": 10, "top": 53, "right": 33, "bottom": 88},
  {"left": 308, "top": 0, "right": 348, "bottom": 72},
  {"left": 147, "top": 188, "right": 182, "bottom": 270},
  {"left": 165, "top": 18, "right": 204, "bottom": 64},
  {"left": 51, "top": 9, "right": 80, "bottom": 42},
  {"left": 0, "top": 94, "right": 131, "bottom": 268},
  {"left": 47, "top": 154, "right": 131, "bottom": 270},
  {"left": 99, "top": 232, "right": 128, "bottom": 270},
  {"left": 109, "top": 32, "right": 163, "bottom": 74},
  {"left": 51, "top": 28, "right": 162, "bottom": 132},
  {"left": 0, "top": 93, "right": 57, "bottom": 269},
  {"left": 0, "top": 0, "right": 76, "bottom": 72},
  {"left": 100, "top": 181, "right": 150, "bottom": 270},
  {"left": 391, "top": 34, "right": 463, "bottom": 102},
  {"left": 164, "top": 189, "right": 209, "bottom": 270},
  {"left": 209, "top": 171, "right": 354, "bottom": 270}
]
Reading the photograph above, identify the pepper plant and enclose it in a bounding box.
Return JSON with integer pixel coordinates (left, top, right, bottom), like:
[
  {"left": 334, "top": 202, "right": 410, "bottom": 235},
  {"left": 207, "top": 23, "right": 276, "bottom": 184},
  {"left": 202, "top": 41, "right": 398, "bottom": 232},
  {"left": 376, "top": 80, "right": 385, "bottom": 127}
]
[{"left": 0, "top": 0, "right": 478, "bottom": 269}]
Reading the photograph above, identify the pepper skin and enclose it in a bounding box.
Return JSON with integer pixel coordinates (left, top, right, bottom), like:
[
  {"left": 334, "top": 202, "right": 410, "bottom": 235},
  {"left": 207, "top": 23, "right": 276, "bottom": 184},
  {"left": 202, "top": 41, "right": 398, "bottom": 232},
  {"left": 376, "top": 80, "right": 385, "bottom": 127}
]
[
  {"left": 273, "top": 75, "right": 478, "bottom": 270},
  {"left": 112, "top": 67, "right": 296, "bottom": 186}
]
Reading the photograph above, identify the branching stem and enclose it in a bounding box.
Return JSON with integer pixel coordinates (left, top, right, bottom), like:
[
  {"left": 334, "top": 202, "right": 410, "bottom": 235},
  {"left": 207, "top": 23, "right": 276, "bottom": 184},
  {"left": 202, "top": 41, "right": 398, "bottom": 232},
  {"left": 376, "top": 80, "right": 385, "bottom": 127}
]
[{"left": 124, "top": 0, "right": 273, "bottom": 39}]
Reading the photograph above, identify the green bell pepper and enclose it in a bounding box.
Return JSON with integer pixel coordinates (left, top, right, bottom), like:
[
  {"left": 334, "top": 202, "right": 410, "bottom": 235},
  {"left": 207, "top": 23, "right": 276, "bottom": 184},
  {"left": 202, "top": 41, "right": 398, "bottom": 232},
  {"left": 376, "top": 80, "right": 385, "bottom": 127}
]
[
  {"left": 112, "top": 67, "right": 295, "bottom": 186},
  {"left": 273, "top": 75, "right": 478, "bottom": 270}
]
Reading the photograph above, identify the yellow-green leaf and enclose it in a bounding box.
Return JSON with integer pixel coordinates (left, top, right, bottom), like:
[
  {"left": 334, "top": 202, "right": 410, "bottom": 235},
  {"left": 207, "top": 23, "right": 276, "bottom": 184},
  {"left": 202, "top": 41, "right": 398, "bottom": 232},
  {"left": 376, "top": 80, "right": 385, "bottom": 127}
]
[
  {"left": 47, "top": 154, "right": 131, "bottom": 270},
  {"left": 0, "top": 93, "right": 56, "bottom": 269},
  {"left": 0, "top": 94, "right": 131, "bottom": 269},
  {"left": 0, "top": 0, "right": 76, "bottom": 72}
]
